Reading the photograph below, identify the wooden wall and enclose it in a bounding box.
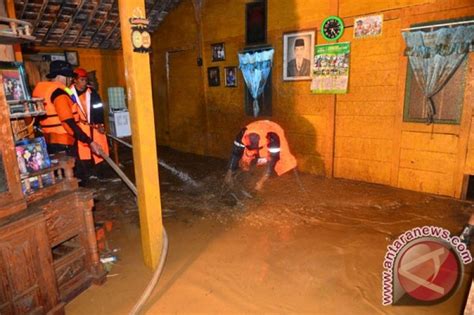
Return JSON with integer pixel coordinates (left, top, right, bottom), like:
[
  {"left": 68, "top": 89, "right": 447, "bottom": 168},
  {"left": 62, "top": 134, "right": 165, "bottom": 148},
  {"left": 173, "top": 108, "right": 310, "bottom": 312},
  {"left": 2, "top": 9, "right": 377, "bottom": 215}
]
[
  {"left": 27, "top": 47, "right": 125, "bottom": 105},
  {"left": 153, "top": 0, "right": 474, "bottom": 198}
]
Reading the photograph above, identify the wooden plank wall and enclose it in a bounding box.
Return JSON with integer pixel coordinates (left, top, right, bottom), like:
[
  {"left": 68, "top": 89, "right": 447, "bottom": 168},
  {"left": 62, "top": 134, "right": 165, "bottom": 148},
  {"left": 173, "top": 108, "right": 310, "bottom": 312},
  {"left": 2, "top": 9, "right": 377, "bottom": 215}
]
[
  {"left": 31, "top": 47, "right": 126, "bottom": 105},
  {"left": 150, "top": 0, "right": 474, "bottom": 198}
]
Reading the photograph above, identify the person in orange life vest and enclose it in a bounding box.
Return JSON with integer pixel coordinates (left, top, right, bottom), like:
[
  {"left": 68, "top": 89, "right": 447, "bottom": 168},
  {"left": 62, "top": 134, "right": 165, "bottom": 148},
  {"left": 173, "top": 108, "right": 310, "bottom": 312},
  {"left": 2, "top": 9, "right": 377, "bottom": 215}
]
[
  {"left": 460, "top": 213, "right": 474, "bottom": 246},
  {"left": 224, "top": 120, "right": 297, "bottom": 191},
  {"left": 32, "top": 61, "right": 102, "bottom": 178},
  {"left": 70, "top": 68, "right": 109, "bottom": 176}
]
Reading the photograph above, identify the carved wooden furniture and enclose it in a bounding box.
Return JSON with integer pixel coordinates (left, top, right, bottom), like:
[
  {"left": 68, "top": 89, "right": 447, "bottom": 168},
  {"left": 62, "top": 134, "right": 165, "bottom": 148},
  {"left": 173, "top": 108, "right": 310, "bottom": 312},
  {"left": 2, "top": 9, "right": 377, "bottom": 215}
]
[
  {"left": 0, "top": 63, "right": 105, "bottom": 314},
  {"left": 31, "top": 187, "right": 106, "bottom": 302},
  {"left": 0, "top": 74, "right": 26, "bottom": 219},
  {"left": 0, "top": 209, "right": 63, "bottom": 314}
]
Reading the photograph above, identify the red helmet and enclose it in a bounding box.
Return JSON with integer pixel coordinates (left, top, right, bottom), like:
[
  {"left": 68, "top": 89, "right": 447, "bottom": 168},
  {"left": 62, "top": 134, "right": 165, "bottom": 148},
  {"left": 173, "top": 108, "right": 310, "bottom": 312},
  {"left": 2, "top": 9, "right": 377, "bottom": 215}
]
[{"left": 74, "top": 68, "right": 88, "bottom": 78}]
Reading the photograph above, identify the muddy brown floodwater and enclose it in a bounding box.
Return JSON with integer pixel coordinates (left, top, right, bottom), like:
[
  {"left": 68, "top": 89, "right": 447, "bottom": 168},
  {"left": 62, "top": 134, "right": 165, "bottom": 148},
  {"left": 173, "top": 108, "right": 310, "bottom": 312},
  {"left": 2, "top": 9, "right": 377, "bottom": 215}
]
[{"left": 66, "top": 147, "right": 473, "bottom": 315}]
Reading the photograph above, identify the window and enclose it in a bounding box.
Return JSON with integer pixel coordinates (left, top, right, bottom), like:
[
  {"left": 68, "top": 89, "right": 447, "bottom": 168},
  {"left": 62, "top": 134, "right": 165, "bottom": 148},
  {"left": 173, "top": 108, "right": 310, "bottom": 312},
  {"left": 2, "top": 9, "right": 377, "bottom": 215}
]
[{"left": 403, "top": 59, "right": 467, "bottom": 124}]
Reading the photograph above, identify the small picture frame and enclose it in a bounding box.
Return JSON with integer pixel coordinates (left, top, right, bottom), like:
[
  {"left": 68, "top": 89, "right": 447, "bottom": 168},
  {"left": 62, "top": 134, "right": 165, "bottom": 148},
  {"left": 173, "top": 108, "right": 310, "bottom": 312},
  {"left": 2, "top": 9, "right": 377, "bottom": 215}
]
[
  {"left": 211, "top": 43, "right": 225, "bottom": 62},
  {"left": 15, "top": 137, "right": 51, "bottom": 175},
  {"left": 283, "top": 30, "right": 316, "bottom": 81},
  {"left": 64, "top": 50, "right": 79, "bottom": 66},
  {"left": 0, "top": 61, "right": 30, "bottom": 101},
  {"left": 224, "top": 67, "right": 238, "bottom": 87},
  {"left": 207, "top": 67, "right": 220, "bottom": 87},
  {"left": 354, "top": 14, "right": 383, "bottom": 39}
]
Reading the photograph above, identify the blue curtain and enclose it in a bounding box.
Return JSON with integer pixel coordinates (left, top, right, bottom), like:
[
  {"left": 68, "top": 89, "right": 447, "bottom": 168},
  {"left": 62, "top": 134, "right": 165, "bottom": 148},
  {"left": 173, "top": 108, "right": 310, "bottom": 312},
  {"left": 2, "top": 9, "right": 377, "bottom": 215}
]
[
  {"left": 403, "top": 25, "right": 474, "bottom": 124},
  {"left": 238, "top": 49, "right": 274, "bottom": 117}
]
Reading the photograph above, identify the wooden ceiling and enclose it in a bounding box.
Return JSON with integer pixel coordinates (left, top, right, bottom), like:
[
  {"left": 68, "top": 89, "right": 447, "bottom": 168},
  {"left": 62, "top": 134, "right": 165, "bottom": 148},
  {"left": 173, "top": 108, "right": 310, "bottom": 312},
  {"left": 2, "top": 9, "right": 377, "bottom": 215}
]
[{"left": 13, "top": 0, "right": 180, "bottom": 49}]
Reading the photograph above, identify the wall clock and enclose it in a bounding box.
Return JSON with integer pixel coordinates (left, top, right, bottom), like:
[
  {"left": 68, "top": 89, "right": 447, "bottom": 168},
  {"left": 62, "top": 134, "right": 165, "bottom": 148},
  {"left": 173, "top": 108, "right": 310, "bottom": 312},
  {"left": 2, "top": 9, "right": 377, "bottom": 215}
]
[{"left": 321, "top": 16, "right": 344, "bottom": 41}]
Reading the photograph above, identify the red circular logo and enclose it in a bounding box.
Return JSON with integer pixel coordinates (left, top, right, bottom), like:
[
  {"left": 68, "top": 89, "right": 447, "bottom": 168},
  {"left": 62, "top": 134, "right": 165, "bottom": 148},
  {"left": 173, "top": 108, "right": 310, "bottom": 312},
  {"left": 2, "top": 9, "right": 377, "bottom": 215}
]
[{"left": 397, "top": 240, "right": 460, "bottom": 302}]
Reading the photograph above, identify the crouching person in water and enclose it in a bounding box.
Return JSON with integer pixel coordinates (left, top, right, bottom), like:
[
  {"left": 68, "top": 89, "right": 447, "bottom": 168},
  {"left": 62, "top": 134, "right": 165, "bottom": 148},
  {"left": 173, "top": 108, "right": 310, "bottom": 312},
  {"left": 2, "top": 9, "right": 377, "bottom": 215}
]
[
  {"left": 224, "top": 120, "right": 297, "bottom": 191},
  {"left": 460, "top": 213, "right": 474, "bottom": 246}
]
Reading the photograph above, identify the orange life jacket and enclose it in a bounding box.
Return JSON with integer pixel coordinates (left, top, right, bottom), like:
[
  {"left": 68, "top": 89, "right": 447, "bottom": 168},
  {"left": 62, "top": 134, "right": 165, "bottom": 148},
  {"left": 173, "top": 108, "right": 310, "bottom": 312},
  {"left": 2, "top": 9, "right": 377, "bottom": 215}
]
[
  {"left": 33, "top": 81, "right": 80, "bottom": 145},
  {"left": 240, "top": 120, "right": 297, "bottom": 176},
  {"left": 71, "top": 85, "right": 109, "bottom": 163}
]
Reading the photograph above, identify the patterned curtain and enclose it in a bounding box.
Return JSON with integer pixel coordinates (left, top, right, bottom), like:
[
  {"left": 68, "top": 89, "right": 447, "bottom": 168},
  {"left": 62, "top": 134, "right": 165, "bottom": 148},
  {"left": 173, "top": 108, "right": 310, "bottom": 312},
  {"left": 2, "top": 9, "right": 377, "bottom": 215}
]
[
  {"left": 238, "top": 49, "right": 274, "bottom": 117},
  {"left": 403, "top": 25, "right": 474, "bottom": 124}
]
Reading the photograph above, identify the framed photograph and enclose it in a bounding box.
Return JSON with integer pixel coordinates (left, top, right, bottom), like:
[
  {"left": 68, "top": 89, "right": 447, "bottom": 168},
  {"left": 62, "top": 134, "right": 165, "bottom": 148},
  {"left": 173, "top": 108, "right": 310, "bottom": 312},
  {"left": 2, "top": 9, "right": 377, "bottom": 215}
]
[
  {"left": 224, "top": 66, "right": 238, "bottom": 87},
  {"left": 48, "top": 53, "right": 66, "bottom": 62},
  {"left": 246, "top": 1, "right": 267, "bottom": 45},
  {"left": 15, "top": 137, "right": 51, "bottom": 175},
  {"left": 0, "top": 61, "right": 30, "bottom": 101},
  {"left": 354, "top": 14, "right": 383, "bottom": 39},
  {"left": 207, "top": 67, "right": 220, "bottom": 87},
  {"left": 283, "top": 30, "right": 315, "bottom": 81},
  {"left": 211, "top": 43, "right": 225, "bottom": 62},
  {"left": 64, "top": 50, "right": 79, "bottom": 66}
]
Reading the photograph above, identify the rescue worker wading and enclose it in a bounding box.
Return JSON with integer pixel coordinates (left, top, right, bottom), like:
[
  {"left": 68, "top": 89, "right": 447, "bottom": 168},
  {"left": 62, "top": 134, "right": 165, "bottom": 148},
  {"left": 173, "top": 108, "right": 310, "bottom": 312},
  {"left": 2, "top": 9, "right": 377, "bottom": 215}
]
[
  {"left": 33, "top": 60, "right": 102, "bottom": 182},
  {"left": 225, "top": 120, "right": 297, "bottom": 191},
  {"left": 70, "top": 68, "right": 109, "bottom": 178}
]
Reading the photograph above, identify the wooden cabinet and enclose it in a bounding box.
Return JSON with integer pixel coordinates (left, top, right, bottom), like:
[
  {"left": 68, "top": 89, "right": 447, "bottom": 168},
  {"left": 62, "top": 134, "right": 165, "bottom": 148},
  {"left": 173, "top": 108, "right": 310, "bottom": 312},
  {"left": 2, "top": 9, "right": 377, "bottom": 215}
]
[
  {"left": 0, "top": 210, "right": 64, "bottom": 314},
  {"left": 33, "top": 189, "right": 106, "bottom": 303},
  {"left": 0, "top": 14, "right": 105, "bottom": 314}
]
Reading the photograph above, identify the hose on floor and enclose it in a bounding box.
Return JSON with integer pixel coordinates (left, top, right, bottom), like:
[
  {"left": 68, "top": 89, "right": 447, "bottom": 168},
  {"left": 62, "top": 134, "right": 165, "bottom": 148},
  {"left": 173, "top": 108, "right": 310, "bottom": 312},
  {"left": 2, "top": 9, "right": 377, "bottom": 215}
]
[{"left": 97, "top": 148, "right": 169, "bottom": 315}]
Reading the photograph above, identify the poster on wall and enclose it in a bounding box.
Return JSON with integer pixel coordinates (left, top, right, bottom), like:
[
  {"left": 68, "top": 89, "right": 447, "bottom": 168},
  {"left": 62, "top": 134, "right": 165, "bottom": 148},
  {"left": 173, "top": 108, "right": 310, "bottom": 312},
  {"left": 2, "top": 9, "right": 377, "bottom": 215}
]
[
  {"left": 311, "top": 42, "right": 350, "bottom": 94},
  {"left": 354, "top": 14, "right": 383, "bottom": 39}
]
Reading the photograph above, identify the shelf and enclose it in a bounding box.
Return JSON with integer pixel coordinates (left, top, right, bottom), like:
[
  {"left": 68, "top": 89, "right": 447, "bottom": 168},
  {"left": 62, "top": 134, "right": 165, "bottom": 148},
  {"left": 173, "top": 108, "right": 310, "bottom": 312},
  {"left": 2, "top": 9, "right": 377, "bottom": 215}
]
[
  {"left": 0, "top": 17, "right": 35, "bottom": 45},
  {"left": 8, "top": 98, "right": 45, "bottom": 119}
]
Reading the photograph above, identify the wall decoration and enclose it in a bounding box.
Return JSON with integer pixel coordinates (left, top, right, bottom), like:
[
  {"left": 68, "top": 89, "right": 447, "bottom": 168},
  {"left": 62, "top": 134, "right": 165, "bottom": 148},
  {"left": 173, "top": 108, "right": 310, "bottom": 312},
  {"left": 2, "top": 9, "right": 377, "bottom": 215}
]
[
  {"left": 321, "top": 16, "right": 345, "bottom": 41},
  {"left": 15, "top": 137, "right": 51, "bottom": 175},
  {"left": 0, "top": 61, "right": 30, "bottom": 101},
  {"left": 311, "top": 42, "right": 350, "bottom": 94},
  {"left": 129, "top": 8, "right": 152, "bottom": 53},
  {"left": 224, "top": 66, "right": 237, "bottom": 87},
  {"left": 354, "top": 14, "right": 383, "bottom": 39},
  {"left": 239, "top": 47, "right": 274, "bottom": 117},
  {"left": 211, "top": 43, "right": 225, "bottom": 62},
  {"left": 245, "top": 1, "right": 267, "bottom": 45},
  {"left": 64, "top": 50, "right": 79, "bottom": 66},
  {"left": 48, "top": 53, "right": 67, "bottom": 62},
  {"left": 207, "top": 67, "right": 220, "bottom": 87},
  {"left": 283, "top": 30, "right": 315, "bottom": 81}
]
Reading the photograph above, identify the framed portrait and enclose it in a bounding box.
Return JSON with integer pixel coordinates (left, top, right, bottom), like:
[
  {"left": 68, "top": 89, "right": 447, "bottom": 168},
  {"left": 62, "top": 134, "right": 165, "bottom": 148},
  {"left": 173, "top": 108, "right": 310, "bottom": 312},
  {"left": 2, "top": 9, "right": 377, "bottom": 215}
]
[
  {"left": 246, "top": 1, "right": 267, "bottom": 46},
  {"left": 224, "top": 66, "right": 237, "bottom": 87},
  {"left": 64, "top": 50, "right": 80, "bottom": 66},
  {"left": 211, "top": 43, "right": 225, "bottom": 62},
  {"left": 282, "top": 30, "right": 315, "bottom": 81},
  {"left": 207, "top": 67, "right": 220, "bottom": 87},
  {"left": 0, "top": 61, "right": 30, "bottom": 101}
]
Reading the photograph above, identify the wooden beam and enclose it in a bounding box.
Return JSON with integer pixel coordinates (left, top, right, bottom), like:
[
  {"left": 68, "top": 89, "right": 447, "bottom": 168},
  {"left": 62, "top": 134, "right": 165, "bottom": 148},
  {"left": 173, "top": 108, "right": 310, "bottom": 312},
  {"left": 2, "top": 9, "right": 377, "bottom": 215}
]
[
  {"left": 32, "top": 0, "right": 49, "bottom": 38},
  {"left": 91, "top": 13, "right": 120, "bottom": 49},
  {"left": 6, "top": 0, "right": 22, "bottom": 61},
  {"left": 118, "top": 0, "right": 163, "bottom": 269},
  {"left": 18, "top": 0, "right": 28, "bottom": 20},
  {"left": 42, "top": 2, "right": 69, "bottom": 44},
  {"left": 57, "top": 0, "right": 86, "bottom": 46},
  {"left": 72, "top": 1, "right": 100, "bottom": 46}
]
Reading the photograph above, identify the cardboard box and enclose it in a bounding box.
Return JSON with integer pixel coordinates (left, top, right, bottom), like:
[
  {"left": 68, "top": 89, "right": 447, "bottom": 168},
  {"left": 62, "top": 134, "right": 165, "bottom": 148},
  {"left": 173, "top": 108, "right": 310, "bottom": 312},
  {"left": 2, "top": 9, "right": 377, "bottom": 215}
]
[{"left": 109, "top": 111, "right": 131, "bottom": 137}]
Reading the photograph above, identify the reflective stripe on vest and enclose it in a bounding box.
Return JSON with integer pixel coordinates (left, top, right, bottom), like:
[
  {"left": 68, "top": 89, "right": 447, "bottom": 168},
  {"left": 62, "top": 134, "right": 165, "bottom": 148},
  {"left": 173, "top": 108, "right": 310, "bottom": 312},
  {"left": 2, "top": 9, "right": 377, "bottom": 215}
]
[
  {"left": 33, "top": 81, "right": 80, "bottom": 134},
  {"left": 71, "top": 85, "right": 109, "bottom": 163}
]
